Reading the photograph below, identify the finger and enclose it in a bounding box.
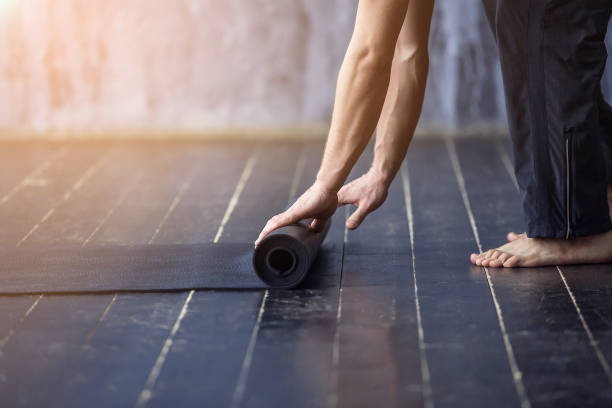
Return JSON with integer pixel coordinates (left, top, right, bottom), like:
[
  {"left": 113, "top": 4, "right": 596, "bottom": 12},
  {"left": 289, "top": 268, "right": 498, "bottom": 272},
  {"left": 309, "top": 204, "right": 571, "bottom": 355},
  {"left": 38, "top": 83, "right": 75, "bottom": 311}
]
[
  {"left": 255, "top": 220, "right": 275, "bottom": 247},
  {"left": 337, "top": 185, "right": 357, "bottom": 207},
  {"left": 255, "top": 203, "right": 314, "bottom": 246},
  {"left": 254, "top": 213, "right": 291, "bottom": 246},
  {"left": 346, "top": 205, "right": 369, "bottom": 230},
  {"left": 310, "top": 217, "right": 329, "bottom": 232}
]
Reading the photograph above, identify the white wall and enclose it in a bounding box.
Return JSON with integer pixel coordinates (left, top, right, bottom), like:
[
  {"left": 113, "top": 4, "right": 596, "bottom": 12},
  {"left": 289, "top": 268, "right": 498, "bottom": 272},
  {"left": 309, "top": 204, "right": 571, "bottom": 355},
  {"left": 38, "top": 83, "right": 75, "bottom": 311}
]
[{"left": 0, "top": 0, "right": 610, "bottom": 138}]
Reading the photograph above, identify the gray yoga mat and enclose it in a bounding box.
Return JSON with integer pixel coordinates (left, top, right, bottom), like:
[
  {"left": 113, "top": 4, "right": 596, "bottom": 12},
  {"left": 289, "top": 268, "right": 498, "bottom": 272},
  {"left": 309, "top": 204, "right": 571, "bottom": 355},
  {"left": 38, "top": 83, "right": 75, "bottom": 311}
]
[{"left": 0, "top": 220, "right": 334, "bottom": 293}]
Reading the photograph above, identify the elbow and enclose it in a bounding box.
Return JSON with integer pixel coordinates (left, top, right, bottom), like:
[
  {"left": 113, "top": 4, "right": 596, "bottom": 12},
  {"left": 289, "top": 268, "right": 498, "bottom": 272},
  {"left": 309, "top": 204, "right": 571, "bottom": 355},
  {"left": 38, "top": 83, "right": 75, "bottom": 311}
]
[
  {"left": 346, "top": 45, "right": 394, "bottom": 74},
  {"left": 397, "top": 46, "right": 429, "bottom": 75}
]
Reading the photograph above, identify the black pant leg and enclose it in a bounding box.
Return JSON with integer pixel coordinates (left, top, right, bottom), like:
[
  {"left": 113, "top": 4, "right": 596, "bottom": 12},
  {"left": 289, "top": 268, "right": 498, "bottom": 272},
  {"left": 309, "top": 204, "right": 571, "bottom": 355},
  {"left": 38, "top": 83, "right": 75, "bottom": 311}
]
[
  {"left": 487, "top": 0, "right": 612, "bottom": 238},
  {"left": 598, "top": 93, "right": 612, "bottom": 183}
]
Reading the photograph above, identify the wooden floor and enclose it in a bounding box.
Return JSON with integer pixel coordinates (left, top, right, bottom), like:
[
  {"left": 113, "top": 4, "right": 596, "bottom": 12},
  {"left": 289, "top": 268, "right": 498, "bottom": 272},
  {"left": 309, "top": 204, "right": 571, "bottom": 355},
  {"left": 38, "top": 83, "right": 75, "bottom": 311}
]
[{"left": 0, "top": 138, "right": 611, "bottom": 407}]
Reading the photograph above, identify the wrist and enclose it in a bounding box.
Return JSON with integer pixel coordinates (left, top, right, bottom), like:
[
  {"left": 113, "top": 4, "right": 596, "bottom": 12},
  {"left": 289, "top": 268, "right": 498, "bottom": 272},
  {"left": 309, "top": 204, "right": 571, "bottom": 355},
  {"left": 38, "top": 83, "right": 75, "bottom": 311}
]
[
  {"left": 313, "top": 176, "right": 341, "bottom": 194},
  {"left": 368, "top": 165, "right": 394, "bottom": 189}
]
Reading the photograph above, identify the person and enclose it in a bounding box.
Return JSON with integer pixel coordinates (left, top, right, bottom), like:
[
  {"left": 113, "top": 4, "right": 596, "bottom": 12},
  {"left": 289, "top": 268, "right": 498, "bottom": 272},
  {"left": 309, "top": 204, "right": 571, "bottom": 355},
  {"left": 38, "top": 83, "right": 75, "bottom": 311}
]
[{"left": 255, "top": 0, "right": 612, "bottom": 268}]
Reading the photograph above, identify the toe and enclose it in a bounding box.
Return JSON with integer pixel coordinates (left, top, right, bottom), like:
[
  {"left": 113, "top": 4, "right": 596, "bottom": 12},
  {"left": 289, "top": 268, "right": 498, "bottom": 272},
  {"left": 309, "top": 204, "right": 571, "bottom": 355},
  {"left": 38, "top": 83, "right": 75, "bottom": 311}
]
[
  {"left": 489, "top": 253, "right": 507, "bottom": 268},
  {"left": 470, "top": 253, "right": 480, "bottom": 264},
  {"left": 507, "top": 232, "right": 526, "bottom": 242},
  {"left": 503, "top": 255, "right": 520, "bottom": 268},
  {"left": 482, "top": 256, "right": 494, "bottom": 266},
  {"left": 488, "top": 259, "right": 502, "bottom": 267},
  {"left": 498, "top": 252, "right": 511, "bottom": 264}
]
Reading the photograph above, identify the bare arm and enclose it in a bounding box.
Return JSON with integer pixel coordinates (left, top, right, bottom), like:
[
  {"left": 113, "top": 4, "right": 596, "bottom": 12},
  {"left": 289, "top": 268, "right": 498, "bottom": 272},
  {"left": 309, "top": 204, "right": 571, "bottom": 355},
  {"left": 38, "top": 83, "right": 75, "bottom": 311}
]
[
  {"left": 337, "top": 0, "right": 434, "bottom": 229},
  {"left": 372, "top": 0, "right": 434, "bottom": 186},
  {"left": 314, "top": 0, "right": 411, "bottom": 192},
  {"left": 256, "top": 0, "right": 429, "bottom": 245}
]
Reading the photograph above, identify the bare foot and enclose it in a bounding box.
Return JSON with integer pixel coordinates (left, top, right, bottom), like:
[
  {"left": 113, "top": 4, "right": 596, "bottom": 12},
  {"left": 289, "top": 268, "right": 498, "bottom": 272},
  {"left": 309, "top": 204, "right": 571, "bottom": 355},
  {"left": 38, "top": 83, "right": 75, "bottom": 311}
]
[
  {"left": 470, "top": 229, "right": 612, "bottom": 267},
  {"left": 506, "top": 231, "right": 526, "bottom": 242}
]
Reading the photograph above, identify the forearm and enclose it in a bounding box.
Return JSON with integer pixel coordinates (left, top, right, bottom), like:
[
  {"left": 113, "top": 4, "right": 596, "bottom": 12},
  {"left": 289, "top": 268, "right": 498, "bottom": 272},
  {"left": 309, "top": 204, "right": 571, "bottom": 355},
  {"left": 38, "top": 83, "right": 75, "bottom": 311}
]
[
  {"left": 371, "top": 0, "right": 434, "bottom": 187},
  {"left": 372, "top": 49, "right": 429, "bottom": 186},
  {"left": 315, "top": 50, "right": 394, "bottom": 191},
  {"left": 315, "top": 0, "right": 409, "bottom": 192}
]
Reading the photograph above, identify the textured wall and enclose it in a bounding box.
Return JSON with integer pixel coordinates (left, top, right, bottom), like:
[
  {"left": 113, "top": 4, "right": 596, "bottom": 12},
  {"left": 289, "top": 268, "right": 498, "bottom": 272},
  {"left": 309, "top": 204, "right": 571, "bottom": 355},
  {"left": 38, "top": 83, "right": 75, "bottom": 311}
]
[{"left": 0, "top": 0, "right": 610, "bottom": 136}]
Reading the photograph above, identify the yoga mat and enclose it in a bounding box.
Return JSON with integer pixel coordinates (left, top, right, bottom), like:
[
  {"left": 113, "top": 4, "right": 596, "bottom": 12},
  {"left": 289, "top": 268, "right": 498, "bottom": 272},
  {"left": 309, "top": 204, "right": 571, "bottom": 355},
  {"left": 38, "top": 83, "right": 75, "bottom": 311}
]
[
  {"left": 0, "top": 220, "right": 333, "bottom": 293},
  {"left": 253, "top": 218, "right": 331, "bottom": 288}
]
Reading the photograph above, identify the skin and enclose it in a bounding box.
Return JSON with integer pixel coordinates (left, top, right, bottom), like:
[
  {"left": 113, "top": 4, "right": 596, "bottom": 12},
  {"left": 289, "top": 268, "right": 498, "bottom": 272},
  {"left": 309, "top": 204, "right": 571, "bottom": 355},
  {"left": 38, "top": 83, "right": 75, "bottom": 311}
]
[
  {"left": 471, "top": 183, "right": 612, "bottom": 267},
  {"left": 256, "top": 0, "right": 612, "bottom": 268},
  {"left": 255, "top": 0, "right": 434, "bottom": 246}
]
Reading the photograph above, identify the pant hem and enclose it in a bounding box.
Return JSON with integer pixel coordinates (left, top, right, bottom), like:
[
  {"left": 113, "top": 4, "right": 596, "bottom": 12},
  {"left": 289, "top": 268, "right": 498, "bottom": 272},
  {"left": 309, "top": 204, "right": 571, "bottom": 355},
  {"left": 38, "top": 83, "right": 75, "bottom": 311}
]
[{"left": 527, "top": 218, "right": 612, "bottom": 239}]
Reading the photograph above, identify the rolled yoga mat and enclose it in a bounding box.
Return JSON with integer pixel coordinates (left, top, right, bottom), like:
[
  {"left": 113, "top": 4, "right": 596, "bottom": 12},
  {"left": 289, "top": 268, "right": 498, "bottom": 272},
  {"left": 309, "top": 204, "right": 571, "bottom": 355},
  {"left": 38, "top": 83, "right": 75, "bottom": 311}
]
[
  {"left": 253, "top": 218, "right": 331, "bottom": 289},
  {"left": 0, "top": 219, "right": 333, "bottom": 293}
]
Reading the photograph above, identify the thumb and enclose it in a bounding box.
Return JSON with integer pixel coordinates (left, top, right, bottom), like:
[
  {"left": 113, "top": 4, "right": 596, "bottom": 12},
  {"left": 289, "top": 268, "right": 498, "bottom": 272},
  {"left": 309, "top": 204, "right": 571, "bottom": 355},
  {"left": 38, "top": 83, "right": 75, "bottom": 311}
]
[{"left": 346, "top": 205, "right": 368, "bottom": 230}]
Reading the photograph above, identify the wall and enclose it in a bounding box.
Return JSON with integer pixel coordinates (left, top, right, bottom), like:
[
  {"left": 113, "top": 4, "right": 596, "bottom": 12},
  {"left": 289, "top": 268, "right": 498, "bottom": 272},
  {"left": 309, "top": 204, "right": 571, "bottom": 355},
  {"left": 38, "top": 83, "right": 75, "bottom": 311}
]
[{"left": 0, "top": 0, "right": 610, "bottom": 138}]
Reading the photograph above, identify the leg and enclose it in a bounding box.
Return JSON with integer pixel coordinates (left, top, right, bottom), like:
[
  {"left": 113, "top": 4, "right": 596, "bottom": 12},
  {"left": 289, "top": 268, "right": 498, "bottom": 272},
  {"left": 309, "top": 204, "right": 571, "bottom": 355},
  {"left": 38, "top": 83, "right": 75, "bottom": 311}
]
[
  {"left": 509, "top": 93, "right": 612, "bottom": 240},
  {"left": 597, "top": 93, "right": 612, "bottom": 221},
  {"left": 599, "top": 93, "right": 612, "bottom": 181},
  {"left": 474, "top": 0, "right": 612, "bottom": 267}
]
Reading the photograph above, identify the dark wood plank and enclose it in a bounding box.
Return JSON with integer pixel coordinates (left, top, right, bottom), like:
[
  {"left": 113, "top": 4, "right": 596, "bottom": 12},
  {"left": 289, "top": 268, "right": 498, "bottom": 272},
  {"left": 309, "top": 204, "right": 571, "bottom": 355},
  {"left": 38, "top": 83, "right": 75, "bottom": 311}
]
[
  {"left": 326, "top": 146, "right": 423, "bottom": 408},
  {"left": 559, "top": 265, "right": 612, "bottom": 389},
  {"left": 218, "top": 143, "right": 302, "bottom": 242},
  {"left": 88, "top": 144, "right": 201, "bottom": 245},
  {"left": 0, "top": 294, "right": 112, "bottom": 406},
  {"left": 406, "top": 139, "right": 521, "bottom": 407},
  {"left": 459, "top": 138, "right": 612, "bottom": 406},
  {"left": 0, "top": 142, "right": 66, "bottom": 205},
  {"left": 0, "top": 296, "right": 40, "bottom": 345},
  {"left": 141, "top": 291, "right": 264, "bottom": 408},
  {"left": 56, "top": 293, "right": 189, "bottom": 407},
  {"left": 55, "top": 143, "right": 255, "bottom": 406},
  {"left": 0, "top": 143, "right": 108, "bottom": 246},
  {"left": 0, "top": 143, "right": 116, "bottom": 404},
  {"left": 0, "top": 143, "right": 208, "bottom": 405},
  {"left": 0, "top": 142, "right": 67, "bottom": 344},
  {"left": 153, "top": 143, "right": 251, "bottom": 244},
  {"left": 25, "top": 145, "right": 153, "bottom": 245},
  {"left": 235, "top": 143, "right": 345, "bottom": 408},
  {"left": 143, "top": 143, "right": 304, "bottom": 408}
]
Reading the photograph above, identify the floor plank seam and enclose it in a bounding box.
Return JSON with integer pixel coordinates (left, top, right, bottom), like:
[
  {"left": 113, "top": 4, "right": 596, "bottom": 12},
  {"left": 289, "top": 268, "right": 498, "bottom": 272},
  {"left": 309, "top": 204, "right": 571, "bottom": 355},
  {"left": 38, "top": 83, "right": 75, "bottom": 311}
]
[
  {"left": 230, "top": 145, "right": 303, "bottom": 408},
  {"left": 0, "top": 147, "right": 68, "bottom": 206},
  {"left": 326, "top": 206, "right": 348, "bottom": 408},
  {"left": 230, "top": 290, "right": 269, "bottom": 408},
  {"left": 213, "top": 151, "right": 258, "bottom": 244},
  {"left": 497, "top": 141, "right": 612, "bottom": 386},
  {"left": 15, "top": 148, "right": 111, "bottom": 247},
  {"left": 135, "top": 290, "right": 195, "bottom": 408},
  {"left": 401, "top": 161, "right": 434, "bottom": 408},
  {"left": 447, "top": 138, "right": 531, "bottom": 408},
  {"left": 556, "top": 267, "right": 612, "bottom": 386}
]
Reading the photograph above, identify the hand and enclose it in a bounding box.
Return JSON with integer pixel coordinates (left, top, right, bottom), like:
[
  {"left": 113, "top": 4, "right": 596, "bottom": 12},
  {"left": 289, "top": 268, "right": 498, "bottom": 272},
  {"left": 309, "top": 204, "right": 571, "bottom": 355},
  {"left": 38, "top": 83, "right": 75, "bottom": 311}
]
[
  {"left": 337, "top": 170, "right": 389, "bottom": 230},
  {"left": 255, "top": 181, "right": 338, "bottom": 247}
]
